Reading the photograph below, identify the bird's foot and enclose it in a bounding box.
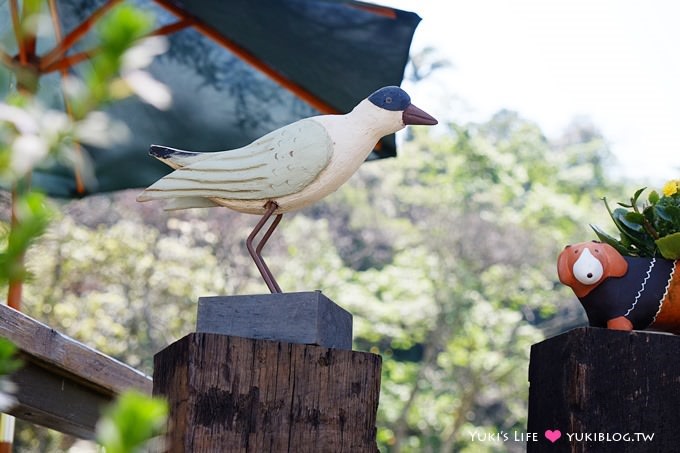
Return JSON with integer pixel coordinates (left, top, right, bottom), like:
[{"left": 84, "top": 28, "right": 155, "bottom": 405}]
[{"left": 246, "top": 201, "right": 283, "bottom": 293}]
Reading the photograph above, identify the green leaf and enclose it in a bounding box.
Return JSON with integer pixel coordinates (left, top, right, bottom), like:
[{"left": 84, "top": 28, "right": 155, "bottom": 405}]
[
  {"left": 624, "top": 212, "right": 645, "bottom": 225},
  {"left": 96, "top": 390, "right": 168, "bottom": 453},
  {"left": 615, "top": 212, "right": 642, "bottom": 232},
  {"left": 613, "top": 208, "right": 644, "bottom": 233},
  {"left": 98, "top": 5, "right": 154, "bottom": 55},
  {"left": 632, "top": 187, "right": 647, "bottom": 204},
  {"left": 655, "top": 205, "right": 674, "bottom": 222},
  {"left": 648, "top": 190, "right": 660, "bottom": 204},
  {"left": 656, "top": 232, "right": 680, "bottom": 260},
  {"left": 666, "top": 205, "right": 680, "bottom": 223},
  {"left": 590, "top": 224, "right": 631, "bottom": 256},
  {"left": 609, "top": 208, "right": 656, "bottom": 256},
  {"left": 0, "top": 339, "right": 22, "bottom": 376}
]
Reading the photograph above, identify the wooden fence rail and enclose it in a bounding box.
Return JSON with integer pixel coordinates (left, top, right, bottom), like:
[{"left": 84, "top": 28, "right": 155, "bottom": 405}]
[{"left": 0, "top": 304, "right": 152, "bottom": 439}]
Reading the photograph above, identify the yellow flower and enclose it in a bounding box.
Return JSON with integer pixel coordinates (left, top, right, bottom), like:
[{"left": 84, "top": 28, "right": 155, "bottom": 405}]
[{"left": 662, "top": 180, "right": 680, "bottom": 196}]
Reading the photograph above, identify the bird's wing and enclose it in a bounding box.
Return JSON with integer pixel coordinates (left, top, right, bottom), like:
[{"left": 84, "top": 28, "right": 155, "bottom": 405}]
[{"left": 138, "top": 119, "right": 333, "bottom": 202}]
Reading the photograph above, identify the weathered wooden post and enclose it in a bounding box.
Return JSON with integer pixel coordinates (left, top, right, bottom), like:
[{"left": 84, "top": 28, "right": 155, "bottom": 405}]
[
  {"left": 153, "top": 292, "right": 382, "bottom": 452},
  {"left": 527, "top": 327, "right": 680, "bottom": 452}
]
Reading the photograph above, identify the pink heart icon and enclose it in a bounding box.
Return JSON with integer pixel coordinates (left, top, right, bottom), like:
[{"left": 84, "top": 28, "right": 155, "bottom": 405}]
[{"left": 545, "top": 429, "right": 561, "bottom": 443}]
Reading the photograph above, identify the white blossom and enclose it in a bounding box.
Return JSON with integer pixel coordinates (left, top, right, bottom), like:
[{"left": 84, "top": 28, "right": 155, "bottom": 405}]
[
  {"left": 122, "top": 36, "right": 169, "bottom": 71},
  {"left": 121, "top": 36, "right": 172, "bottom": 110},
  {"left": 74, "top": 111, "right": 130, "bottom": 147},
  {"left": 60, "top": 75, "right": 88, "bottom": 103},
  {"left": 11, "top": 134, "right": 49, "bottom": 175},
  {"left": 122, "top": 70, "right": 172, "bottom": 110},
  {"left": 0, "top": 104, "right": 38, "bottom": 134}
]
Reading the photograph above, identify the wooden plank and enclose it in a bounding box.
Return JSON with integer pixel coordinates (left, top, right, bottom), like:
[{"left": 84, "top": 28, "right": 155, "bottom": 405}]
[
  {"left": 8, "top": 357, "right": 110, "bottom": 439},
  {"left": 154, "top": 333, "right": 382, "bottom": 452},
  {"left": 0, "top": 304, "right": 152, "bottom": 438},
  {"left": 528, "top": 327, "right": 680, "bottom": 452},
  {"left": 197, "top": 291, "right": 353, "bottom": 349}
]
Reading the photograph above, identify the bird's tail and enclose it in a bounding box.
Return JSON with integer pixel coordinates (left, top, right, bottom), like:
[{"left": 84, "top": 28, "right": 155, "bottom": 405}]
[
  {"left": 139, "top": 146, "right": 220, "bottom": 208},
  {"left": 149, "top": 145, "right": 210, "bottom": 169}
]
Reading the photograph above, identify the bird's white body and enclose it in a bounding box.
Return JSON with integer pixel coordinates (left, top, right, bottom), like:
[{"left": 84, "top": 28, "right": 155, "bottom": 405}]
[{"left": 137, "top": 99, "right": 405, "bottom": 214}]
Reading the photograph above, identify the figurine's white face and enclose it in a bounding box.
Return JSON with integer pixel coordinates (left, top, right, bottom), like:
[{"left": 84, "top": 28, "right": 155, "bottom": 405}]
[
  {"left": 557, "top": 241, "right": 629, "bottom": 297},
  {"left": 572, "top": 247, "right": 604, "bottom": 285}
]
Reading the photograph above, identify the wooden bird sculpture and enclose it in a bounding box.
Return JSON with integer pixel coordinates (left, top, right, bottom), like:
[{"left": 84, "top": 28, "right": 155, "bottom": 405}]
[
  {"left": 137, "top": 86, "right": 438, "bottom": 292},
  {"left": 558, "top": 241, "right": 680, "bottom": 333}
]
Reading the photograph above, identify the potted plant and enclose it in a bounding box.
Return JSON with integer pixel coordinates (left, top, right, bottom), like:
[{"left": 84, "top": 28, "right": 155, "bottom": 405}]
[
  {"left": 557, "top": 180, "right": 680, "bottom": 333},
  {"left": 592, "top": 179, "right": 680, "bottom": 260}
]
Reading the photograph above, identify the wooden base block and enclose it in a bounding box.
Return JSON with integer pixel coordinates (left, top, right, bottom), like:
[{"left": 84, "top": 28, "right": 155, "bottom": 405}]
[
  {"left": 528, "top": 327, "right": 680, "bottom": 452},
  {"left": 197, "top": 291, "right": 353, "bottom": 349},
  {"left": 153, "top": 333, "right": 381, "bottom": 452}
]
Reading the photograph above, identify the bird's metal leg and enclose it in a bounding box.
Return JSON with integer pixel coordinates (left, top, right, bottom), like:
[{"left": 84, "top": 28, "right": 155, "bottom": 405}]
[{"left": 246, "top": 201, "right": 283, "bottom": 293}]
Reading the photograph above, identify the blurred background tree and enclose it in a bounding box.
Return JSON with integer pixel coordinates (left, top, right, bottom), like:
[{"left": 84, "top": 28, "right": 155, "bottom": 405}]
[{"left": 7, "top": 105, "right": 625, "bottom": 451}]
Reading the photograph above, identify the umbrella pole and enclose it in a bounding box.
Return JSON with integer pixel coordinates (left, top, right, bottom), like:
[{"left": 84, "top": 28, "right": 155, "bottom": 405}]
[{"left": 0, "top": 414, "right": 14, "bottom": 453}]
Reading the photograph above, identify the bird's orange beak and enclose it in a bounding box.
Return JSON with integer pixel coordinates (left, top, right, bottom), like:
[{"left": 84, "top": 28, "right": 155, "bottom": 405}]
[{"left": 403, "top": 104, "right": 438, "bottom": 126}]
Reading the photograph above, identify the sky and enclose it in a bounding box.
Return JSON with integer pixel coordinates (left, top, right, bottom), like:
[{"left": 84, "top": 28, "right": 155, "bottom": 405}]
[{"left": 377, "top": 0, "right": 680, "bottom": 184}]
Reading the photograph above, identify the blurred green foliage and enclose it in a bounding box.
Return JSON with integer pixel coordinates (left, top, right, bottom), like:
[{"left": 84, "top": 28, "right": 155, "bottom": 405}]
[
  {"left": 71, "top": 4, "right": 155, "bottom": 118},
  {"left": 96, "top": 390, "right": 168, "bottom": 453},
  {"left": 0, "top": 2, "right": 165, "bottom": 304},
  {"left": 1, "top": 2, "right": 171, "bottom": 451},
  {"left": 0, "top": 192, "right": 52, "bottom": 285},
  {"left": 0, "top": 338, "right": 21, "bottom": 376}
]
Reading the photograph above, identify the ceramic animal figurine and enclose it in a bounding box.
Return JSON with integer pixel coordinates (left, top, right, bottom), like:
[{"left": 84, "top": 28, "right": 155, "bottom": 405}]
[
  {"left": 137, "top": 86, "right": 437, "bottom": 292},
  {"left": 558, "top": 241, "right": 680, "bottom": 333}
]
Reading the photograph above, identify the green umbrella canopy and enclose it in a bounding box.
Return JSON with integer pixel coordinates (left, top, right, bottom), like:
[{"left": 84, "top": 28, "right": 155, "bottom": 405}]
[{"left": 1, "top": 0, "right": 421, "bottom": 197}]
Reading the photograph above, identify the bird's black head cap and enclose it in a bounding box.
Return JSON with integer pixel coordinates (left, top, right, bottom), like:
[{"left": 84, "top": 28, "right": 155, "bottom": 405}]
[{"left": 368, "top": 86, "right": 411, "bottom": 111}]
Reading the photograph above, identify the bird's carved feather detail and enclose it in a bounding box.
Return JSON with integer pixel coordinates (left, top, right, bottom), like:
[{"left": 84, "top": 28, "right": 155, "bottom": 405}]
[
  {"left": 162, "top": 175, "right": 268, "bottom": 184},
  {"left": 138, "top": 119, "right": 333, "bottom": 202},
  {"left": 181, "top": 163, "right": 267, "bottom": 173}
]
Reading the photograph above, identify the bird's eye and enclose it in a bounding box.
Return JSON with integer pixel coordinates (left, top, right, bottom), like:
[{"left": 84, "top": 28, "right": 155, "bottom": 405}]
[{"left": 385, "top": 96, "right": 392, "bottom": 104}]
